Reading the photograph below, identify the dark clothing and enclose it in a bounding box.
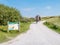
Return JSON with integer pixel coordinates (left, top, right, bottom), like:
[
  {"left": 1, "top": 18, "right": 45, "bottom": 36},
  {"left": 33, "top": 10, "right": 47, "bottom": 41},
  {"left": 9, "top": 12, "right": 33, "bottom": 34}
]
[{"left": 35, "top": 15, "right": 41, "bottom": 23}]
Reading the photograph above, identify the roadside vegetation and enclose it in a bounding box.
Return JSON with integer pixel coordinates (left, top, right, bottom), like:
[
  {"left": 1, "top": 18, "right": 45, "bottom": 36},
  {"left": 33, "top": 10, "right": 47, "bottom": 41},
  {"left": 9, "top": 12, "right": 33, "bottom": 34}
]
[
  {"left": 0, "top": 22, "right": 31, "bottom": 43},
  {"left": 44, "top": 16, "right": 60, "bottom": 34},
  {"left": 41, "top": 16, "right": 58, "bottom": 20},
  {"left": 0, "top": 4, "right": 35, "bottom": 43}
]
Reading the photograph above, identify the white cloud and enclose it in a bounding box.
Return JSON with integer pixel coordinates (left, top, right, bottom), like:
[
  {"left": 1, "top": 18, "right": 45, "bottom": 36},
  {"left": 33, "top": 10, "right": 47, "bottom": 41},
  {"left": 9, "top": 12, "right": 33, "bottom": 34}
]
[
  {"left": 46, "top": 6, "right": 52, "bottom": 10},
  {"left": 22, "top": 8, "right": 35, "bottom": 12}
]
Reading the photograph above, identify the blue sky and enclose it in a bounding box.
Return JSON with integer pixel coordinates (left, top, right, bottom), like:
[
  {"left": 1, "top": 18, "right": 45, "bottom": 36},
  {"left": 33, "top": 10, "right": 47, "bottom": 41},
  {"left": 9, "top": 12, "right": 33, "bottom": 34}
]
[{"left": 0, "top": 0, "right": 60, "bottom": 17}]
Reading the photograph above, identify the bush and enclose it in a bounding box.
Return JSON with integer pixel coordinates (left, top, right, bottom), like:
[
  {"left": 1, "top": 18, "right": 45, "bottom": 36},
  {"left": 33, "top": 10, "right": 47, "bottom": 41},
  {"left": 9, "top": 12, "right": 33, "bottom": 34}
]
[
  {"left": 44, "top": 22, "right": 58, "bottom": 29},
  {"left": 0, "top": 4, "right": 22, "bottom": 25}
]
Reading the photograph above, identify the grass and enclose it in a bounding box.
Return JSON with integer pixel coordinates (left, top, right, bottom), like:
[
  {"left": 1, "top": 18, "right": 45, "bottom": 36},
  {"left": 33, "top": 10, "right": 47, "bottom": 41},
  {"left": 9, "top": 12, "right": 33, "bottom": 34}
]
[
  {"left": 44, "top": 17, "right": 60, "bottom": 34},
  {"left": 0, "top": 22, "right": 32, "bottom": 43}
]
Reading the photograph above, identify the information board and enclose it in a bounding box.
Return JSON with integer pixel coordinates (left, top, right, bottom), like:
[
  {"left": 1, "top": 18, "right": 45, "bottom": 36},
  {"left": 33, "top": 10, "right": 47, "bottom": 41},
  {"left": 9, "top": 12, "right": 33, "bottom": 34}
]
[{"left": 8, "top": 22, "right": 20, "bottom": 30}]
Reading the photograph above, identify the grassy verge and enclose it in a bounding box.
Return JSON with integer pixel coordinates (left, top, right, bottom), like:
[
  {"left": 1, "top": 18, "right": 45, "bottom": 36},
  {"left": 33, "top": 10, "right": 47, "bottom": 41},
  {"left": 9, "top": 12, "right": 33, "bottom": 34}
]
[
  {"left": 44, "top": 17, "right": 60, "bottom": 34},
  {"left": 0, "top": 22, "right": 31, "bottom": 43}
]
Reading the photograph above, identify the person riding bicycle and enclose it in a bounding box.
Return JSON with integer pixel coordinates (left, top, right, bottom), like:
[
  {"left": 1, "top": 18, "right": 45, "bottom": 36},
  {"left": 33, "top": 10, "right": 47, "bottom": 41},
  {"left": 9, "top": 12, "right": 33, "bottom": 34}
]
[{"left": 35, "top": 15, "right": 41, "bottom": 23}]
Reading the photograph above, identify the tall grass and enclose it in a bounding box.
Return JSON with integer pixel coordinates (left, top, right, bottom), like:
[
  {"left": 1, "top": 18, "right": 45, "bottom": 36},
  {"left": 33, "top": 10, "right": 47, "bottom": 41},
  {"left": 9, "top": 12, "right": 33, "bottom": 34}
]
[
  {"left": 44, "top": 17, "right": 60, "bottom": 33},
  {"left": 0, "top": 22, "right": 31, "bottom": 43}
]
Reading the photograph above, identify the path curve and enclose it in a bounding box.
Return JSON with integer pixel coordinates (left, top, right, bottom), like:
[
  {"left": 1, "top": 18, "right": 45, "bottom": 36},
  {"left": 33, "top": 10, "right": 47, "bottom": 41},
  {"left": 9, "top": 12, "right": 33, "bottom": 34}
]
[{"left": 0, "top": 21, "right": 60, "bottom": 45}]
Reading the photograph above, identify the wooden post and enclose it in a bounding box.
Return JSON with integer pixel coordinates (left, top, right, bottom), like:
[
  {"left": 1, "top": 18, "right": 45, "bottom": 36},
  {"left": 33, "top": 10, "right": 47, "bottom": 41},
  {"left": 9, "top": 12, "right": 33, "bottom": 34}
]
[
  {"left": 18, "top": 22, "right": 20, "bottom": 32},
  {"left": 7, "top": 21, "right": 9, "bottom": 33}
]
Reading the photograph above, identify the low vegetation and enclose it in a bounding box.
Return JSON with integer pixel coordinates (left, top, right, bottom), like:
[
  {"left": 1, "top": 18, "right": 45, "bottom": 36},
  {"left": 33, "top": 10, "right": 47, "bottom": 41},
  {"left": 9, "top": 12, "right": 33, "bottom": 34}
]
[
  {"left": 41, "top": 16, "right": 59, "bottom": 20},
  {"left": 44, "top": 17, "right": 60, "bottom": 33},
  {"left": 0, "top": 22, "right": 32, "bottom": 43}
]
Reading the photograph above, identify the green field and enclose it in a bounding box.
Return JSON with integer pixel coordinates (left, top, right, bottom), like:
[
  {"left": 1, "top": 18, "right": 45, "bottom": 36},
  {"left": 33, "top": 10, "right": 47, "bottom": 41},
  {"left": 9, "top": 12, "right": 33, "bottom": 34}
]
[
  {"left": 0, "top": 22, "right": 31, "bottom": 43},
  {"left": 44, "top": 17, "right": 60, "bottom": 33}
]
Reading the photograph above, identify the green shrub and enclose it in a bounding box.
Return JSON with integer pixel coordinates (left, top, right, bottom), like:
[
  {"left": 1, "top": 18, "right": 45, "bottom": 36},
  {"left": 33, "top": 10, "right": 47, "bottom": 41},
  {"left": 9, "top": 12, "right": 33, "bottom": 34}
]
[
  {"left": 0, "top": 4, "right": 22, "bottom": 25},
  {"left": 44, "top": 22, "right": 58, "bottom": 29},
  {"left": 44, "top": 22, "right": 60, "bottom": 33}
]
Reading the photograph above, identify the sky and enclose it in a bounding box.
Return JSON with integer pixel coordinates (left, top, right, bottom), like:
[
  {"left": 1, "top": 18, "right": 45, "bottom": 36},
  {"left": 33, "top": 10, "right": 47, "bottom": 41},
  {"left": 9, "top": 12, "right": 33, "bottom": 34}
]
[{"left": 0, "top": 0, "right": 60, "bottom": 17}]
